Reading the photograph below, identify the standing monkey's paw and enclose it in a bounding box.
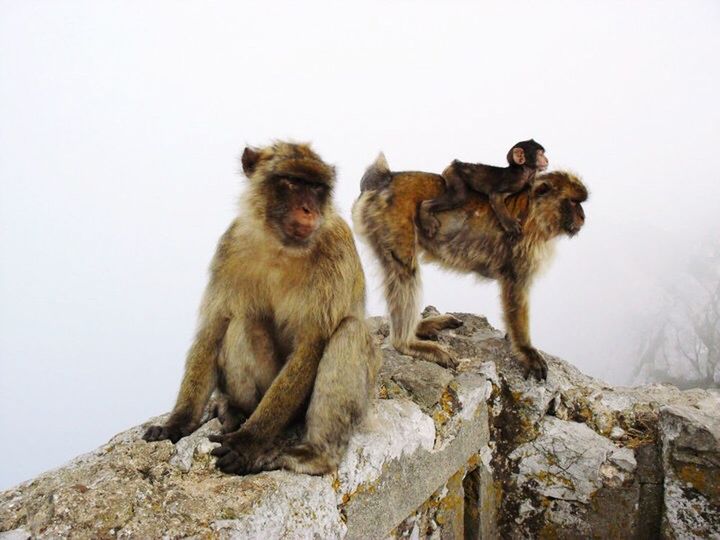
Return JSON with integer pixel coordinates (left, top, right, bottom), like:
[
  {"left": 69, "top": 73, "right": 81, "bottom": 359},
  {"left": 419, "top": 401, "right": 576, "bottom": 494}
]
[
  {"left": 431, "top": 346, "right": 458, "bottom": 369},
  {"left": 517, "top": 346, "right": 548, "bottom": 381},
  {"left": 443, "top": 314, "right": 464, "bottom": 330}
]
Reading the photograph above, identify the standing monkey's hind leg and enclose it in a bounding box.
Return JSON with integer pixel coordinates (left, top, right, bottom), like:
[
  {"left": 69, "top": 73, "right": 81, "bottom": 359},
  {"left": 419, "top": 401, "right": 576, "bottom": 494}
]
[{"left": 415, "top": 313, "right": 464, "bottom": 340}]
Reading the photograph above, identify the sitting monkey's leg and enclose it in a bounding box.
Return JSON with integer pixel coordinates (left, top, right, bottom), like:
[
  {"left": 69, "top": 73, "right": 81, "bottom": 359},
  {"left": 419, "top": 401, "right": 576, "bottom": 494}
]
[
  {"left": 143, "top": 312, "right": 229, "bottom": 443},
  {"left": 268, "top": 316, "right": 381, "bottom": 474},
  {"left": 219, "top": 316, "right": 283, "bottom": 428},
  {"left": 209, "top": 394, "right": 247, "bottom": 434},
  {"left": 210, "top": 335, "right": 327, "bottom": 474},
  {"left": 418, "top": 166, "right": 468, "bottom": 238}
]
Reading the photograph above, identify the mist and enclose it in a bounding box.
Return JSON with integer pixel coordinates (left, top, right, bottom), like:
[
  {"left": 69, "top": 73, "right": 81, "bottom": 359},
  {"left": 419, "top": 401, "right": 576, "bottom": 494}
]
[{"left": 1, "top": 1, "right": 719, "bottom": 490}]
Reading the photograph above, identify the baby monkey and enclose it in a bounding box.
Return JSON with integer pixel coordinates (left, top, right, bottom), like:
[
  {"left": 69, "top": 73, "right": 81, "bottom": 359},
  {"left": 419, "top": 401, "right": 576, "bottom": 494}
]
[{"left": 419, "top": 139, "right": 548, "bottom": 238}]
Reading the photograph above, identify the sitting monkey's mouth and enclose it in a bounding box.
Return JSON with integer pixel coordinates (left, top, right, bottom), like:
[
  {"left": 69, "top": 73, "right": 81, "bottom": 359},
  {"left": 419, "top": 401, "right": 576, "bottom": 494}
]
[
  {"left": 281, "top": 228, "right": 315, "bottom": 246},
  {"left": 286, "top": 227, "right": 314, "bottom": 242}
]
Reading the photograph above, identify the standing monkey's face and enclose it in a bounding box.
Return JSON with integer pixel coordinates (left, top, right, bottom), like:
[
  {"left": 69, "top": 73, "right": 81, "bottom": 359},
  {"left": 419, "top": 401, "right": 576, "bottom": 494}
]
[
  {"left": 531, "top": 172, "right": 588, "bottom": 237},
  {"left": 268, "top": 175, "right": 330, "bottom": 246}
]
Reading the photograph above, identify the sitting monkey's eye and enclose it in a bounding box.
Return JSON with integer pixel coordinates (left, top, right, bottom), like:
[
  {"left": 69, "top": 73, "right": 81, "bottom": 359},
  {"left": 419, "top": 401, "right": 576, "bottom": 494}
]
[{"left": 278, "top": 178, "right": 297, "bottom": 190}]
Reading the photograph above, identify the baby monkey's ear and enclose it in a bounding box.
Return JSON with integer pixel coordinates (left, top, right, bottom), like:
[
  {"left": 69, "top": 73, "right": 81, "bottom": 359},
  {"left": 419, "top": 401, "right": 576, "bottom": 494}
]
[{"left": 511, "top": 147, "right": 526, "bottom": 166}]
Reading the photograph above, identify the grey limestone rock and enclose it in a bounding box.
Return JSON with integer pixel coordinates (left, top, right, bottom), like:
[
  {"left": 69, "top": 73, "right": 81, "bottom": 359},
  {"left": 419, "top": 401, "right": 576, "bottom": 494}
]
[{"left": 1, "top": 310, "right": 718, "bottom": 539}]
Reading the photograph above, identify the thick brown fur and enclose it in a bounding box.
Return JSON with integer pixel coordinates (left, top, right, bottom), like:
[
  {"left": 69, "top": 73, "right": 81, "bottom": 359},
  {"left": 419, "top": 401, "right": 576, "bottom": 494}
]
[
  {"left": 353, "top": 153, "right": 587, "bottom": 379},
  {"left": 144, "top": 141, "right": 381, "bottom": 475}
]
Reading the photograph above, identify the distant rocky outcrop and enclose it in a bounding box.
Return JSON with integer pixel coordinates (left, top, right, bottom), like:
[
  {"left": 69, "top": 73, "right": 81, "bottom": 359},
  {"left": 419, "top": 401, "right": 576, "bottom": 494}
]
[{"left": 1, "top": 309, "right": 718, "bottom": 539}]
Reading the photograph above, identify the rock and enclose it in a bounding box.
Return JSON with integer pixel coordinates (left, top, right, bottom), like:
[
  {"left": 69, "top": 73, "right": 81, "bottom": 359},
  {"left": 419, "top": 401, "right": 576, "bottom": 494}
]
[
  {"left": 511, "top": 417, "right": 636, "bottom": 504},
  {"left": 660, "top": 403, "right": 720, "bottom": 539},
  {"left": 0, "top": 530, "right": 31, "bottom": 540},
  {"left": 1, "top": 310, "right": 718, "bottom": 539}
]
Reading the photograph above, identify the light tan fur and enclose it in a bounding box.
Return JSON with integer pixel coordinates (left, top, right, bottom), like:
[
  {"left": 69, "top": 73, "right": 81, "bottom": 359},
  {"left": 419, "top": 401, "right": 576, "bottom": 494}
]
[
  {"left": 144, "top": 142, "right": 380, "bottom": 475},
  {"left": 353, "top": 154, "right": 587, "bottom": 379}
]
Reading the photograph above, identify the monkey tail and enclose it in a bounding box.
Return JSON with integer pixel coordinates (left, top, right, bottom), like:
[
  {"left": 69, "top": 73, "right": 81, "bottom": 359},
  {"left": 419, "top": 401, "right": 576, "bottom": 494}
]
[{"left": 360, "top": 152, "right": 391, "bottom": 193}]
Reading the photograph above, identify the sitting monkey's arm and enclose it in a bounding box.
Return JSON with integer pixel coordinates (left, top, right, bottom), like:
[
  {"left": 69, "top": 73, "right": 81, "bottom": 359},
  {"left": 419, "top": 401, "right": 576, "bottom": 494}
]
[
  {"left": 210, "top": 336, "right": 326, "bottom": 474},
  {"left": 143, "top": 288, "right": 229, "bottom": 443}
]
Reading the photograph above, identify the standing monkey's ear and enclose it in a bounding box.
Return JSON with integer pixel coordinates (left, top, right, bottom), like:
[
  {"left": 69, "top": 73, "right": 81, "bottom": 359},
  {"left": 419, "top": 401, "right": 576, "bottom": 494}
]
[
  {"left": 241, "top": 147, "right": 261, "bottom": 176},
  {"left": 533, "top": 181, "right": 553, "bottom": 197},
  {"left": 511, "top": 147, "right": 526, "bottom": 166}
]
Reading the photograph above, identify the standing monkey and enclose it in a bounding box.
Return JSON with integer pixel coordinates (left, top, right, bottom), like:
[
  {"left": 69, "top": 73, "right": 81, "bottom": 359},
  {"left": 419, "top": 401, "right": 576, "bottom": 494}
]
[
  {"left": 419, "top": 139, "right": 548, "bottom": 238},
  {"left": 353, "top": 153, "right": 586, "bottom": 379},
  {"left": 144, "top": 142, "right": 380, "bottom": 476}
]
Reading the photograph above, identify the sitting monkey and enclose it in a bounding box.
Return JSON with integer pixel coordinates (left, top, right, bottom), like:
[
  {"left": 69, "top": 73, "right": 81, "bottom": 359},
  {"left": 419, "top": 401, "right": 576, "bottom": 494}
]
[
  {"left": 143, "top": 141, "right": 380, "bottom": 476},
  {"left": 419, "top": 139, "right": 548, "bottom": 238}
]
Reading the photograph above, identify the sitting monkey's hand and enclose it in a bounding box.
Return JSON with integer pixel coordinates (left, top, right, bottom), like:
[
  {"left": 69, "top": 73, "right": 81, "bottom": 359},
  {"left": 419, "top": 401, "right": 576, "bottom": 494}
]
[
  {"left": 143, "top": 422, "right": 192, "bottom": 443},
  {"left": 516, "top": 345, "right": 548, "bottom": 381},
  {"left": 210, "top": 430, "right": 265, "bottom": 475}
]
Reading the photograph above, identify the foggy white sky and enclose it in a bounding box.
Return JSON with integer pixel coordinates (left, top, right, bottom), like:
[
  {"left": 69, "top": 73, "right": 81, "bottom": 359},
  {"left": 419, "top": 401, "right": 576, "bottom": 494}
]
[{"left": 1, "top": 1, "right": 719, "bottom": 490}]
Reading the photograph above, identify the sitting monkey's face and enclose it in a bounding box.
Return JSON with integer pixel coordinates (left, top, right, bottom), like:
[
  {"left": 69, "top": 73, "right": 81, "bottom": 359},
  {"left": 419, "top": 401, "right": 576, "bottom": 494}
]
[
  {"left": 240, "top": 143, "right": 336, "bottom": 249},
  {"left": 268, "top": 174, "right": 331, "bottom": 246}
]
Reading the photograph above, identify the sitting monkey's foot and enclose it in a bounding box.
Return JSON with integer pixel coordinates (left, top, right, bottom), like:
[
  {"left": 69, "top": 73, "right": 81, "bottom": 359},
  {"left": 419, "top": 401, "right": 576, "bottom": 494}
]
[{"left": 210, "top": 430, "right": 271, "bottom": 475}]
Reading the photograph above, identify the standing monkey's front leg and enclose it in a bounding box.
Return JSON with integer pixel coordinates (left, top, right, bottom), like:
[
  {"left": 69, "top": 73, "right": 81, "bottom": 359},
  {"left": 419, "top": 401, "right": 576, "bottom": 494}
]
[
  {"left": 500, "top": 276, "right": 548, "bottom": 380},
  {"left": 210, "top": 337, "right": 326, "bottom": 474},
  {"left": 143, "top": 308, "right": 229, "bottom": 443}
]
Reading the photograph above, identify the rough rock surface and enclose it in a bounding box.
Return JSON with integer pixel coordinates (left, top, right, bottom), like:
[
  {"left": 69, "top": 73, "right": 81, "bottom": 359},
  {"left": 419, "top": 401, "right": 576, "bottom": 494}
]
[
  {"left": 1, "top": 309, "right": 718, "bottom": 539},
  {"left": 660, "top": 404, "right": 720, "bottom": 538}
]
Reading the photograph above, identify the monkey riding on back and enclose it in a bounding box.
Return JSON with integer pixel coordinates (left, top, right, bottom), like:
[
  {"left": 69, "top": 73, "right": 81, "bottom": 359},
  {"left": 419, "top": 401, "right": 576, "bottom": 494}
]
[{"left": 419, "top": 139, "right": 549, "bottom": 238}]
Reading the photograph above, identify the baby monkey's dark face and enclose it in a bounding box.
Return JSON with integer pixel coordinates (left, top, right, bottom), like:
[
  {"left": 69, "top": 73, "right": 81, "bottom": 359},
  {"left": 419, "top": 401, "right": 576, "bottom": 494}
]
[
  {"left": 535, "top": 150, "right": 549, "bottom": 171},
  {"left": 268, "top": 175, "right": 331, "bottom": 246},
  {"left": 507, "top": 139, "right": 548, "bottom": 172}
]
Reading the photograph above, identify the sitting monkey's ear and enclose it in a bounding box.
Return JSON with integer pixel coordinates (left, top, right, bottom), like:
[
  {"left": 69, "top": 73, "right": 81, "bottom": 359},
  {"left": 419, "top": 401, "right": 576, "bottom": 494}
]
[
  {"left": 511, "top": 147, "right": 526, "bottom": 166},
  {"left": 241, "top": 147, "right": 261, "bottom": 176}
]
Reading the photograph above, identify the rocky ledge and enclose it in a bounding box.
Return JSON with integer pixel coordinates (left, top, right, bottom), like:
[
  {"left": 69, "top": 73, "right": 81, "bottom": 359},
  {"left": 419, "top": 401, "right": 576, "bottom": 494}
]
[{"left": 1, "top": 309, "right": 718, "bottom": 539}]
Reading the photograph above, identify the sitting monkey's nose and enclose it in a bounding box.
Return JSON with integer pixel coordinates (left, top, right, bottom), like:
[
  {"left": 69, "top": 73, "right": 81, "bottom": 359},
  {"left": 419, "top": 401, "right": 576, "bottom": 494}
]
[{"left": 291, "top": 214, "right": 318, "bottom": 239}]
